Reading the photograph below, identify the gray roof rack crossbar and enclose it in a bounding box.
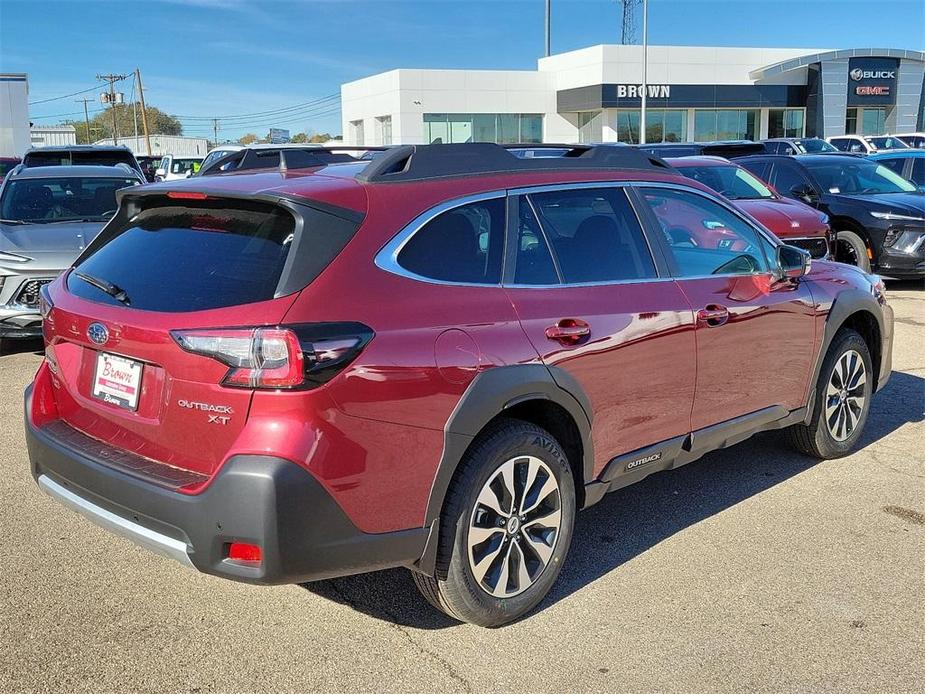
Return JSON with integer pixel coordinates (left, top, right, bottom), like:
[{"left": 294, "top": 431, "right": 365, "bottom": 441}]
[
  {"left": 199, "top": 145, "right": 390, "bottom": 176},
  {"left": 355, "top": 142, "right": 668, "bottom": 183}
]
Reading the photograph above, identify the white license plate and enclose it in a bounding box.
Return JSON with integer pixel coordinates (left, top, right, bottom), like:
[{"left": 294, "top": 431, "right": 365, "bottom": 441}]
[{"left": 92, "top": 352, "right": 143, "bottom": 411}]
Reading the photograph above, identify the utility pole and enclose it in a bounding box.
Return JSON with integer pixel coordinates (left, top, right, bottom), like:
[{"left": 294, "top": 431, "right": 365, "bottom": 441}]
[
  {"left": 212, "top": 118, "right": 220, "bottom": 146},
  {"left": 619, "top": 0, "right": 641, "bottom": 44},
  {"left": 640, "top": 0, "right": 648, "bottom": 144},
  {"left": 75, "top": 98, "right": 93, "bottom": 144},
  {"left": 544, "top": 0, "right": 551, "bottom": 57},
  {"left": 97, "top": 73, "right": 128, "bottom": 144},
  {"left": 135, "top": 68, "right": 152, "bottom": 156}
]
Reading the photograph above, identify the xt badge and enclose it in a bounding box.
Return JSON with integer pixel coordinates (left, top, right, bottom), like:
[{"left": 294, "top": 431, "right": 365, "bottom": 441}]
[{"left": 178, "top": 399, "right": 233, "bottom": 425}]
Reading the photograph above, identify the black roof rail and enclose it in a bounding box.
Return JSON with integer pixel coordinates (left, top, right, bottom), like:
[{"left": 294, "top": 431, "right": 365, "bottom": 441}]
[
  {"left": 200, "top": 145, "right": 390, "bottom": 176},
  {"left": 355, "top": 142, "right": 669, "bottom": 183}
]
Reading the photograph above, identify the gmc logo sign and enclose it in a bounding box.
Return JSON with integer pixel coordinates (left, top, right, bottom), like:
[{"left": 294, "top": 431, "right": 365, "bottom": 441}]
[{"left": 856, "top": 86, "right": 890, "bottom": 96}]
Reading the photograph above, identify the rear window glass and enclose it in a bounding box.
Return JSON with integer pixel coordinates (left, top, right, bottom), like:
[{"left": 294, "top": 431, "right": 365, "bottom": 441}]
[
  {"left": 69, "top": 201, "right": 298, "bottom": 312},
  {"left": 24, "top": 151, "right": 138, "bottom": 169}
]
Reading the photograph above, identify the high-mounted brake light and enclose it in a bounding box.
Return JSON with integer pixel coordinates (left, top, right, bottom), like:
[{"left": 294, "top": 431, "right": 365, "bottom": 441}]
[
  {"left": 171, "top": 323, "right": 374, "bottom": 390},
  {"left": 166, "top": 191, "right": 208, "bottom": 200}
]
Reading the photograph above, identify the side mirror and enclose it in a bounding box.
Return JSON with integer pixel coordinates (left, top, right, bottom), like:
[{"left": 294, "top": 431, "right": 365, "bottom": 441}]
[
  {"left": 155, "top": 168, "right": 165, "bottom": 177},
  {"left": 789, "top": 183, "right": 817, "bottom": 203},
  {"left": 777, "top": 244, "right": 811, "bottom": 280}
]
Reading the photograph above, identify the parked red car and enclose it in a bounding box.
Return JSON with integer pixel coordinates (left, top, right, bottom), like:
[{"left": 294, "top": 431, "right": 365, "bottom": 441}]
[
  {"left": 667, "top": 156, "right": 833, "bottom": 259},
  {"left": 26, "top": 144, "right": 893, "bottom": 626}
]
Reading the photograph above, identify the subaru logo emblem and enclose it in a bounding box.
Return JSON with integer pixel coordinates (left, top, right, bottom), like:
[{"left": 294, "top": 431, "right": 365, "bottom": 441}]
[{"left": 87, "top": 322, "right": 109, "bottom": 345}]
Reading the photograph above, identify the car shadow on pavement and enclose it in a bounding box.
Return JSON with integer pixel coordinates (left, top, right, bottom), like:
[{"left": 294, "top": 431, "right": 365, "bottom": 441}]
[{"left": 302, "top": 370, "right": 924, "bottom": 629}]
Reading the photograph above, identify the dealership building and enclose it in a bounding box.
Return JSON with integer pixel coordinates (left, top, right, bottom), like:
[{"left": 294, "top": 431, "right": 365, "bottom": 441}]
[{"left": 341, "top": 45, "right": 925, "bottom": 146}]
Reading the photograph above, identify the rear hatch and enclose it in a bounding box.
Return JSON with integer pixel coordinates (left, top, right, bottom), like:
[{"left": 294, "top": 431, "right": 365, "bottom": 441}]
[{"left": 43, "top": 191, "right": 361, "bottom": 483}]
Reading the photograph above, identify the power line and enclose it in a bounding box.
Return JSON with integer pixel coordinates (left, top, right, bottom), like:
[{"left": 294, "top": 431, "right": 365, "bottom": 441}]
[
  {"left": 178, "top": 100, "right": 341, "bottom": 131},
  {"left": 28, "top": 82, "right": 104, "bottom": 106},
  {"left": 173, "top": 94, "right": 339, "bottom": 121}
]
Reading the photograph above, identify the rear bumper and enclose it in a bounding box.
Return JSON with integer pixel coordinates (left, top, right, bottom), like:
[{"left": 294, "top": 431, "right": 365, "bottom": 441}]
[{"left": 25, "top": 385, "right": 428, "bottom": 584}]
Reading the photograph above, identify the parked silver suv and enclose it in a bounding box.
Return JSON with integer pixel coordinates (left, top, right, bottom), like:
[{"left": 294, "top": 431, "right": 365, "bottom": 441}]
[{"left": 0, "top": 164, "right": 143, "bottom": 348}]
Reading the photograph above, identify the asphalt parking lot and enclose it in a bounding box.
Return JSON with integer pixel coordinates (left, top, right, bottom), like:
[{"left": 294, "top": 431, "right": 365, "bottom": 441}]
[{"left": 1, "top": 282, "right": 922, "bottom": 694}]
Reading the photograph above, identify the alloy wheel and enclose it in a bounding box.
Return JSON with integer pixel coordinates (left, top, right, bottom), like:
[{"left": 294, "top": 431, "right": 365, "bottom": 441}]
[
  {"left": 825, "top": 349, "right": 867, "bottom": 442},
  {"left": 467, "top": 455, "right": 562, "bottom": 598}
]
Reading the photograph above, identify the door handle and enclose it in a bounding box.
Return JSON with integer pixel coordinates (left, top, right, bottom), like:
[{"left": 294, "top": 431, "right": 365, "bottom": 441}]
[
  {"left": 697, "top": 304, "right": 729, "bottom": 327},
  {"left": 545, "top": 318, "right": 590, "bottom": 345}
]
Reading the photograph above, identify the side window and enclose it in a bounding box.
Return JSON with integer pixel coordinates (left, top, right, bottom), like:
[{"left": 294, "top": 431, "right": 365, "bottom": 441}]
[
  {"left": 513, "top": 198, "right": 558, "bottom": 285},
  {"left": 912, "top": 158, "right": 925, "bottom": 185},
  {"left": 876, "top": 158, "right": 905, "bottom": 175},
  {"left": 772, "top": 162, "right": 814, "bottom": 198},
  {"left": 829, "top": 138, "right": 850, "bottom": 152},
  {"left": 397, "top": 197, "right": 505, "bottom": 284},
  {"left": 529, "top": 187, "right": 657, "bottom": 283},
  {"left": 740, "top": 159, "right": 771, "bottom": 183},
  {"left": 640, "top": 187, "right": 770, "bottom": 277}
]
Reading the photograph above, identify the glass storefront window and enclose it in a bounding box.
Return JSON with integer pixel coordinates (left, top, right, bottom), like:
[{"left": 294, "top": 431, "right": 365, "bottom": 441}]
[
  {"left": 377, "top": 116, "right": 392, "bottom": 145},
  {"left": 423, "top": 113, "right": 543, "bottom": 144},
  {"left": 694, "top": 109, "right": 758, "bottom": 141},
  {"left": 616, "top": 109, "right": 688, "bottom": 144},
  {"left": 578, "top": 111, "right": 601, "bottom": 144},
  {"left": 861, "top": 108, "right": 887, "bottom": 135},
  {"left": 845, "top": 108, "right": 858, "bottom": 135},
  {"left": 350, "top": 119, "right": 365, "bottom": 146},
  {"left": 768, "top": 109, "right": 804, "bottom": 138}
]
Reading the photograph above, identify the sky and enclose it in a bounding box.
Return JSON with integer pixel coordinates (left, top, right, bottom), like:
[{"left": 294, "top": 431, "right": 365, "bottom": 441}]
[{"left": 1, "top": 0, "right": 923, "bottom": 141}]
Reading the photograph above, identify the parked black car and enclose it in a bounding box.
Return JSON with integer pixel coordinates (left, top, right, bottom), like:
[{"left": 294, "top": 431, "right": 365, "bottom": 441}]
[
  {"left": 636, "top": 141, "right": 766, "bottom": 158},
  {"left": 23, "top": 145, "right": 145, "bottom": 179},
  {"left": 762, "top": 138, "right": 839, "bottom": 155},
  {"left": 738, "top": 154, "right": 924, "bottom": 278}
]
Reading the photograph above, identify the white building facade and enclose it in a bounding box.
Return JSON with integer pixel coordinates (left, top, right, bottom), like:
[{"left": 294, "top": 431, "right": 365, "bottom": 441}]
[
  {"left": 93, "top": 135, "right": 209, "bottom": 157},
  {"left": 1, "top": 73, "right": 30, "bottom": 157},
  {"left": 341, "top": 45, "right": 925, "bottom": 146},
  {"left": 30, "top": 125, "right": 77, "bottom": 148}
]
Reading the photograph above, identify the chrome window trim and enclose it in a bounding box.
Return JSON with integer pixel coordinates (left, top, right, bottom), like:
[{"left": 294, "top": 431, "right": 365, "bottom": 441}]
[{"left": 374, "top": 190, "right": 506, "bottom": 287}]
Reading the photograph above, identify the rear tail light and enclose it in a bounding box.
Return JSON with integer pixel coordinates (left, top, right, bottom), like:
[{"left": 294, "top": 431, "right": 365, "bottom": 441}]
[{"left": 171, "top": 322, "right": 373, "bottom": 390}]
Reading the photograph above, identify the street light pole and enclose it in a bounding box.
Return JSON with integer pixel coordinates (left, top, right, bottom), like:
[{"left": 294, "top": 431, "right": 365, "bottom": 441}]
[
  {"left": 545, "top": 0, "right": 551, "bottom": 57},
  {"left": 639, "top": 0, "right": 648, "bottom": 145}
]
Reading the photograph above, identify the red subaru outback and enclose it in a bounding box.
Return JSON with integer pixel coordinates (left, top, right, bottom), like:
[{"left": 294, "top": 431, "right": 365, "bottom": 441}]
[{"left": 26, "top": 144, "right": 893, "bottom": 626}]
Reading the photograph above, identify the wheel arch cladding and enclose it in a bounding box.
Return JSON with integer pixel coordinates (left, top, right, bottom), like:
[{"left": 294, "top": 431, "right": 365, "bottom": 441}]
[
  {"left": 415, "top": 365, "right": 593, "bottom": 576},
  {"left": 808, "top": 289, "right": 884, "bottom": 420}
]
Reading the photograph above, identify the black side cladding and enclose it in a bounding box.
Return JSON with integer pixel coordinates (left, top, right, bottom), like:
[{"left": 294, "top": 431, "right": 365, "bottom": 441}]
[{"left": 356, "top": 142, "right": 669, "bottom": 183}]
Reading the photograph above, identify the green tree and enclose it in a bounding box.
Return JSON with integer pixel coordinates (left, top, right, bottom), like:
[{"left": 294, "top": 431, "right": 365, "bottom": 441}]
[
  {"left": 238, "top": 133, "right": 259, "bottom": 145},
  {"left": 309, "top": 133, "right": 333, "bottom": 143},
  {"left": 289, "top": 132, "right": 309, "bottom": 143},
  {"left": 80, "top": 104, "right": 182, "bottom": 143}
]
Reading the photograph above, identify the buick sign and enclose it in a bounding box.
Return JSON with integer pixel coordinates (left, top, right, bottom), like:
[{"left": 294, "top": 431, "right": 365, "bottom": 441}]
[
  {"left": 850, "top": 68, "right": 896, "bottom": 81},
  {"left": 87, "top": 322, "right": 109, "bottom": 345}
]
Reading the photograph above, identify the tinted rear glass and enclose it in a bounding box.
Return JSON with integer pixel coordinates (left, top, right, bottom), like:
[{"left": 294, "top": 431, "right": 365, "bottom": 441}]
[
  {"left": 24, "top": 150, "right": 138, "bottom": 169},
  {"left": 70, "top": 202, "right": 297, "bottom": 312}
]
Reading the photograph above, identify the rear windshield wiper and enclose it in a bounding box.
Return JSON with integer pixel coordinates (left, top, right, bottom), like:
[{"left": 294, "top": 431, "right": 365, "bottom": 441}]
[{"left": 74, "top": 270, "right": 131, "bottom": 305}]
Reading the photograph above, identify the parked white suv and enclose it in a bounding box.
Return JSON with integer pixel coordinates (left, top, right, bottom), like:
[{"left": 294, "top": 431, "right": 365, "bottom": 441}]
[
  {"left": 892, "top": 132, "right": 925, "bottom": 149},
  {"left": 827, "top": 135, "right": 910, "bottom": 155},
  {"left": 154, "top": 154, "right": 204, "bottom": 181}
]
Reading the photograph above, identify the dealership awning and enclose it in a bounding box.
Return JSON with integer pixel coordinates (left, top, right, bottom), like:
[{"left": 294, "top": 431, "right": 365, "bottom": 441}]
[{"left": 750, "top": 48, "right": 925, "bottom": 81}]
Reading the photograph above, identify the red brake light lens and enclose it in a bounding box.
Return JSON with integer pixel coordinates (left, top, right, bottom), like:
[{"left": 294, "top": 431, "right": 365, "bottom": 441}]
[
  {"left": 171, "top": 323, "right": 373, "bottom": 390},
  {"left": 166, "top": 191, "right": 208, "bottom": 200},
  {"left": 227, "top": 542, "right": 262, "bottom": 565}
]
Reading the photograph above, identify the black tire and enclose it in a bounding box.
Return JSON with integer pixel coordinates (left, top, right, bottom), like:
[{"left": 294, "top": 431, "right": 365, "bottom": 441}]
[
  {"left": 786, "top": 329, "right": 873, "bottom": 459},
  {"left": 835, "top": 230, "right": 871, "bottom": 272},
  {"left": 413, "top": 418, "right": 576, "bottom": 627}
]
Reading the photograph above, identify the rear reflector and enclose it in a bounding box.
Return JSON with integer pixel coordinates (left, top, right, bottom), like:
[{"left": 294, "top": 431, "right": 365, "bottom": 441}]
[
  {"left": 227, "top": 542, "right": 262, "bottom": 565},
  {"left": 166, "top": 191, "right": 208, "bottom": 200}
]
